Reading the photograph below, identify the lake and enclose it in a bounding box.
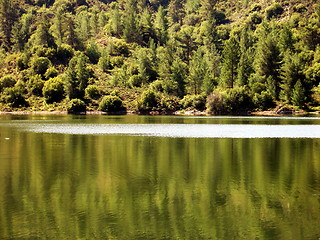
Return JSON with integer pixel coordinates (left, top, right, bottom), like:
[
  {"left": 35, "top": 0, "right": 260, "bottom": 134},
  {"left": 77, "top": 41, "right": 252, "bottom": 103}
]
[{"left": 0, "top": 115, "right": 320, "bottom": 239}]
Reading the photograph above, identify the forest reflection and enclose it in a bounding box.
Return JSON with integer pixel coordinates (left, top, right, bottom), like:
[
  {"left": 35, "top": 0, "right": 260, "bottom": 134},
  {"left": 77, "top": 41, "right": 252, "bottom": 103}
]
[{"left": 0, "top": 126, "right": 320, "bottom": 239}]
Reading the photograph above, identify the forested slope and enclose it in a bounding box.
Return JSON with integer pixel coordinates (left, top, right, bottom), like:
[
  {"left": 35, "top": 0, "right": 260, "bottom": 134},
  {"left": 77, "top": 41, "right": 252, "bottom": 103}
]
[{"left": 0, "top": 0, "right": 320, "bottom": 114}]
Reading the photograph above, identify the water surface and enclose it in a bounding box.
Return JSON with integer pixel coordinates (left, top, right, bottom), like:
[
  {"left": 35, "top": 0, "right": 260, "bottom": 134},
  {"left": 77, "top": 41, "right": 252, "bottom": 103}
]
[{"left": 0, "top": 115, "right": 319, "bottom": 239}]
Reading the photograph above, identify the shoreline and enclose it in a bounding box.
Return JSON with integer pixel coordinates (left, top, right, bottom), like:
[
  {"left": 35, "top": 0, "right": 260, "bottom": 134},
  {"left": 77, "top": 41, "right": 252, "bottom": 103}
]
[{"left": 0, "top": 110, "right": 319, "bottom": 116}]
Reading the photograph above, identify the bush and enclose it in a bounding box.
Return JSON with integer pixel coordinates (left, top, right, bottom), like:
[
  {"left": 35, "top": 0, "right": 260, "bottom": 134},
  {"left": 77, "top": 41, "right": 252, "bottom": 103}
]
[
  {"left": 206, "top": 91, "right": 228, "bottom": 114},
  {"left": 129, "top": 74, "right": 143, "bottom": 88},
  {"left": 98, "top": 54, "right": 111, "bottom": 72},
  {"left": 27, "top": 75, "right": 44, "bottom": 96},
  {"left": 1, "top": 87, "right": 28, "bottom": 107},
  {"left": 207, "top": 87, "right": 254, "bottom": 114},
  {"left": 293, "top": 4, "right": 307, "bottom": 13},
  {"left": 149, "top": 80, "right": 164, "bottom": 92},
  {"left": 249, "top": 13, "right": 262, "bottom": 25},
  {"left": 85, "top": 85, "right": 100, "bottom": 100},
  {"left": 214, "top": 12, "right": 226, "bottom": 24},
  {"left": 266, "top": 4, "right": 284, "bottom": 20},
  {"left": 67, "top": 99, "right": 87, "bottom": 113},
  {"left": 250, "top": 3, "right": 261, "bottom": 12},
  {"left": 31, "top": 57, "right": 51, "bottom": 75},
  {"left": 225, "top": 87, "right": 253, "bottom": 113},
  {"left": 0, "top": 75, "right": 16, "bottom": 91},
  {"left": 180, "top": 94, "right": 206, "bottom": 111},
  {"left": 43, "top": 77, "right": 65, "bottom": 103},
  {"left": 16, "top": 53, "right": 30, "bottom": 70},
  {"left": 99, "top": 95, "right": 125, "bottom": 112},
  {"left": 85, "top": 42, "right": 100, "bottom": 64},
  {"left": 253, "top": 91, "right": 275, "bottom": 110},
  {"left": 137, "top": 90, "right": 159, "bottom": 111},
  {"left": 44, "top": 67, "right": 58, "bottom": 80},
  {"left": 160, "top": 95, "right": 181, "bottom": 112},
  {"left": 56, "top": 44, "right": 74, "bottom": 63}
]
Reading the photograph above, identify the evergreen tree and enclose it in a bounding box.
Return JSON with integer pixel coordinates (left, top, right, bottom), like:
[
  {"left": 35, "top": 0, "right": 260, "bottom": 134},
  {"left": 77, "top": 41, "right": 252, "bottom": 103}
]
[
  {"left": 0, "top": 0, "right": 18, "bottom": 50},
  {"left": 254, "top": 26, "right": 282, "bottom": 99},
  {"left": 167, "top": 0, "right": 185, "bottom": 25},
  {"left": 64, "top": 14, "right": 79, "bottom": 48},
  {"left": 188, "top": 48, "right": 209, "bottom": 94},
  {"left": 155, "top": 6, "right": 168, "bottom": 45},
  {"left": 65, "top": 53, "right": 90, "bottom": 99},
  {"left": 237, "top": 26, "right": 255, "bottom": 86},
  {"left": 123, "top": 0, "right": 140, "bottom": 43},
  {"left": 170, "top": 58, "right": 187, "bottom": 97},
  {"left": 31, "top": 14, "right": 56, "bottom": 48},
  {"left": 76, "top": 9, "right": 91, "bottom": 42},
  {"left": 220, "top": 36, "right": 240, "bottom": 88},
  {"left": 109, "top": 3, "right": 122, "bottom": 37},
  {"left": 280, "top": 53, "right": 304, "bottom": 103},
  {"left": 292, "top": 80, "right": 306, "bottom": 107},
  {"left": 139, "top": 7, "right": 156, "bottom": 45},
  {"left": 51, "top": 9, "right": 65, "bottom": 45}
]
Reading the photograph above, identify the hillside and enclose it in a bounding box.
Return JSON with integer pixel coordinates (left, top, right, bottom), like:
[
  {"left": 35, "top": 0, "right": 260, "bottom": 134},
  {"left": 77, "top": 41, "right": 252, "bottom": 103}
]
[{"left": 0, "top": 0, "right": 319, "bottom": 114}]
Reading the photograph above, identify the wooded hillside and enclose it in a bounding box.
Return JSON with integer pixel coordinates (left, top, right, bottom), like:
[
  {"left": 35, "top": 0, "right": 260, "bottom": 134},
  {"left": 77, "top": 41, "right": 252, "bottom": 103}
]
[{"left": 0, "top": 0, "right": 320, "bottom": 114}]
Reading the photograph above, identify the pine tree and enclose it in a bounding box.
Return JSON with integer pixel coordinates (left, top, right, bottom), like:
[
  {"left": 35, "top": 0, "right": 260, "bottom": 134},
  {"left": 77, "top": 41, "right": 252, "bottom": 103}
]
[
  {"left": 167, "top": 0, "right": 185, "bottom": 25},
  {"left": 237, "top": 26, "right": 254, "bottom": 86},
  {"left": 280, "top": 53, "right": 304, "bottom": 103},
  {"left": 123, "top": 0, "right": 140, "bottom": 43},
  {"left": 51, "top": 9, "right": 65, "bottom": 45},
  {"left": 188, "top": 48, "right": 208, "bottom": 94},
  {"left": 31, "top": 14, "right": 56, "bottom": 48},
  {"left": 0, "top": 0, "right": 17, "bottom": 50},
  {"left": 139, "top": 7, "right": 156, "bottom": 45},
  {"left": 292, "top": 80, "right": 306, "bottom": 107},
  {"left": 170, "top": 58, "right": 187, "bottom": 97},
  {"left": 64, "top": 14, "right": 78, "bottom": 48},
  {"left": 65, "top": 53, "right": 90, "bottom": 99},
  {"left": 254, "top": 26, "right": 282, "bottom": 99},
  {"left": 155, "top": 6, "right": 168, "bottom": 45},
  {"left": 220, "top": 36, "right": 240, "bottom": 88}
]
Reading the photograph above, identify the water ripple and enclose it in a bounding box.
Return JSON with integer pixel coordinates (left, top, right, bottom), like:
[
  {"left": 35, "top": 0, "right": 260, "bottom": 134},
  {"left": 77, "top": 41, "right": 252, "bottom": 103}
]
[{"left": 19, "top": 123, "right": 320, "bottom": 138}]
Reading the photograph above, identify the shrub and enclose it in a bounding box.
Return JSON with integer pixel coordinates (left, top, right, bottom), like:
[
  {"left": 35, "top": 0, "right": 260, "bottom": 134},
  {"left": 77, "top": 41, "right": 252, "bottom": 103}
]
[
  {"left": 108, "top": 39, "right": 130, "bottom": 56},
  {"left": 44, "top": 67, "right": 58, "bottom": 80},
  {"left": 149, "top": 80, "right": 164, "bottom": 92},
  {"left": 85, "top": 85, "right": 100, "bottom": 100},
  {"left": 253, "top": 91, "right": 275, "bottom": 110},
  {"left": 99, "top": 95, "right": 125, "bottom": 112},
  {"left": 180, "top": 94, "right": 206, "bottom": 111},
  {"left": 27, "top": 75, "right": 44, "bottom": 96},
  {"left": 160, "top": 95, "right": 181, "bottom": 112},
  {"left": 56, "top": 44, "right": 74, "bottom": 63},
  {"left": 1, "top": 87, "right": 28, "bottom": 107},
  {"left": 137, "top": 90, "right": 159, "bottom": 111},
  {"left": 43, "top": 77, "right": 65, "bottom": 103},
  {"left": 225, "top": 87, "right": 253, "bottom": 113},
  {"left": 85, "top": 42, "right": 100, "bottom": 64},
  {"left": 206, "top": 91, "right": 228, "bottom": 114},
  {"left": 293, "top": 4, "right": 307, "bottom": 13},
  {"left": 250, "top": 3, "right": 261, "bottom": 12},
  {"left": 249, "top": 13, "right": 262, "bottom": 25},
  {"left": 110, "top": 56, "right": 124, "bottom": 68},
  {"left": 31, "top": 57, "right": 51, "bottom": 75},
  {"left": 0, "top": 75, "right": 16, "bottom": 91},
  {"left": 98, "top": 54, "right": 111, "bottom": 72},
  {"left": 16, "top": 53, "right": 30, "bottom": 70},
  {"left": 129, "top": 74, "right": 143, "bottom": 88},
  {"left": 67, "top": 99, "right": 87, "bottom": 113},
  {"left": 266, "top": 4, "right": 284, "bottom": 20},
  {"left": 214, "top": 12, "right": 226, "bottom": 24}
]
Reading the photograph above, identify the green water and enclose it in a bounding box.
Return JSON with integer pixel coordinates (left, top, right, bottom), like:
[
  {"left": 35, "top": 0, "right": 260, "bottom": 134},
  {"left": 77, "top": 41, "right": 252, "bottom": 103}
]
[{"left": 0, "top": 115, "right": 320, "bottom": 239}]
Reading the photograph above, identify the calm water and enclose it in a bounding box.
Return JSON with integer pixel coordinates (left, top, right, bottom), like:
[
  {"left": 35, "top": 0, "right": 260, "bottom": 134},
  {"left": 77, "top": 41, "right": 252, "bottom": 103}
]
[{"left": 0, "top": 115, "right": 320, "bottom": 239}]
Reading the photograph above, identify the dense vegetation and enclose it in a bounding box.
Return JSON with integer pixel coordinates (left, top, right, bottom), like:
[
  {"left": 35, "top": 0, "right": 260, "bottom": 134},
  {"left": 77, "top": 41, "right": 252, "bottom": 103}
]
[{"left": 0, "top": 0, "right": 320, "bottom": 114}]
